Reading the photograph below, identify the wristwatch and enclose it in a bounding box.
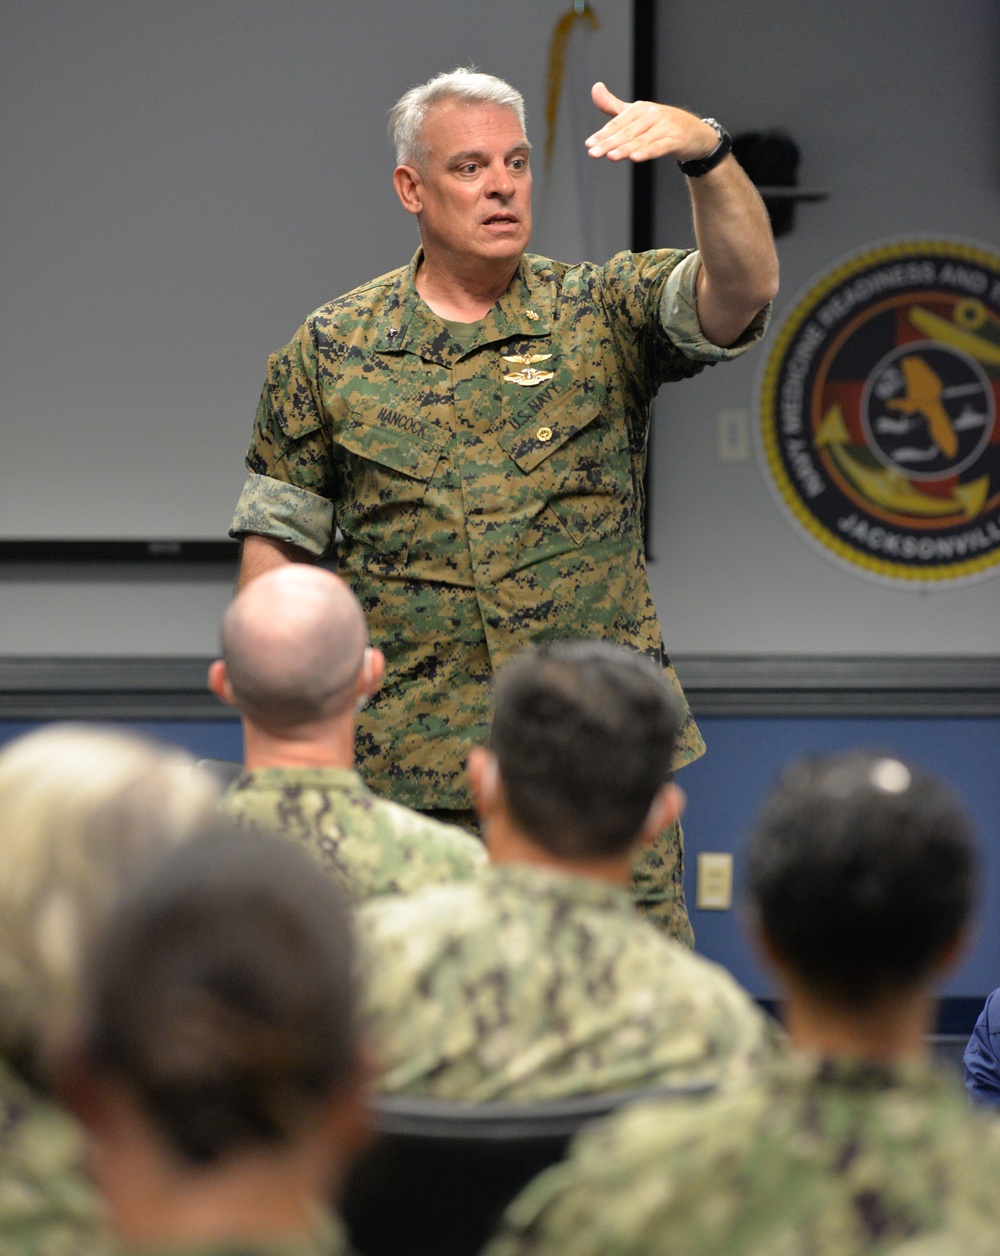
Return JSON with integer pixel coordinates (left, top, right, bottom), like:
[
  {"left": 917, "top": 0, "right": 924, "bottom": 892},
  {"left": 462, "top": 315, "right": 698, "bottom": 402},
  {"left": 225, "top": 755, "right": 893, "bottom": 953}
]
[{"left": 677, "top": 117, "right": 733, "bottom": 178}]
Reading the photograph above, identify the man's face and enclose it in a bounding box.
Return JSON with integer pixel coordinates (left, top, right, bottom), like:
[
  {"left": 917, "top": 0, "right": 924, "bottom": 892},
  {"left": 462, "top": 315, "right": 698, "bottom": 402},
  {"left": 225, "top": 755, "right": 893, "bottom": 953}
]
[{"left": 403, "top": 99, "right": 532, "bottom": 270}]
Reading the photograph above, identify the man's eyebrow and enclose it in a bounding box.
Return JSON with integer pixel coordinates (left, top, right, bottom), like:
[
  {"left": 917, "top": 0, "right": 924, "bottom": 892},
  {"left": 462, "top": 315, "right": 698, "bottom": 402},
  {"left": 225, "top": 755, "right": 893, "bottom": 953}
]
[{"left": 448, "top": 141, "right": 533, "bottom": 164}]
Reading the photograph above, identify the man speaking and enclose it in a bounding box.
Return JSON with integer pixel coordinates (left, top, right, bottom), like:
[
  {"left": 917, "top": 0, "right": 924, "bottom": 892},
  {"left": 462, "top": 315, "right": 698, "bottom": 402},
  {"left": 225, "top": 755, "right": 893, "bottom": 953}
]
[{"left": 230, "top": 68, "right": 778, "bottom": 943}]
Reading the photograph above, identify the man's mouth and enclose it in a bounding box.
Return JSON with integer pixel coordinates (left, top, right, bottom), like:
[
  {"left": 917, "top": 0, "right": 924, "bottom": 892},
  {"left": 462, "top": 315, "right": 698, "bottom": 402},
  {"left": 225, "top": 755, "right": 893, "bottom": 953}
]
[{"left": 483, "top": 213, "right": 518, "bottom": 226}]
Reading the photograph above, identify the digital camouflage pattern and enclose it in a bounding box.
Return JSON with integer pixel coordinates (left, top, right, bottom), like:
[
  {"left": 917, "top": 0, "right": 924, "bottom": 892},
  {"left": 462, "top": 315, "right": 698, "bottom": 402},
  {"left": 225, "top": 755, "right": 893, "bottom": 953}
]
[
  {"left": 356, "top": 862, "right": 779, "bottom": 1102},
  {"left": 219, "top": 766, "right": 486, "bottom": 902},
  {"left": 629, "top": 817, "right": 693, "bottom": 947},
  {"left": 0, "top": 1059, "right": 112, "bottom": 1256},
  {"left": 232, "top": 246, "right": 768, "bottom": 942},
  {"left": 118, "top": 1215, "right": 353, "bottom": 1256},
  {"left": 484, "top": 1053, "right": 1000, "bottom": 1256}
]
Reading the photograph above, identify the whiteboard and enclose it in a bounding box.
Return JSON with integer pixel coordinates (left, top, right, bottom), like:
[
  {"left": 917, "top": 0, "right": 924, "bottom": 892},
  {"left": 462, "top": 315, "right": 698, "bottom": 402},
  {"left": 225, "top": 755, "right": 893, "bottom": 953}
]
[{"left": 1, "top": 1, "right": 630, "bottom": 542}]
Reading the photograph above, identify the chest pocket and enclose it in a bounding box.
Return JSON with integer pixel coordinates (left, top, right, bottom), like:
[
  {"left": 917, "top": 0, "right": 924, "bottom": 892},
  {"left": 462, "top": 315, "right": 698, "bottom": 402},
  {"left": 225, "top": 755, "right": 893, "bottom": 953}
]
[
  {"left": 335, "top": 406, "right": 444, "bottom": 561},
  {"left": 496, "top": 379, "right": 632, "bottom": 545}
]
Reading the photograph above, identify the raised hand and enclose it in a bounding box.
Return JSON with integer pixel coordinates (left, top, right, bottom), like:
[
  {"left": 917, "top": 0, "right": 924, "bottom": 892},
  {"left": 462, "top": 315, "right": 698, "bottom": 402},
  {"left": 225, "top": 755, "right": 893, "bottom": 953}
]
[{"left": 584, "top": 81, "right": 719, "bottom": 164}]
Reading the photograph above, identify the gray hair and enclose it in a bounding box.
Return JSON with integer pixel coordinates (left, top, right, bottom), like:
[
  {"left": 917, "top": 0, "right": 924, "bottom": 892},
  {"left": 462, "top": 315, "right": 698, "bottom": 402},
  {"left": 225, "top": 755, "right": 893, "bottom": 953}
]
[
  {"left": 389, "top": 68, "right": 527, "bottom": 168},
  {"left": 0, "top": 724, "right": 221, "bottom": 1086}
]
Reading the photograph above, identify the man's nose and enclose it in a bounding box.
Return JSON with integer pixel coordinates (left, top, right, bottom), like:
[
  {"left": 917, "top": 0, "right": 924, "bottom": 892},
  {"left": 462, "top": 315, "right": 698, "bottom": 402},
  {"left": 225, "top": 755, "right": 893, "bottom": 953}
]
[{"left": 485, "top": 163, "right": 514, "bottom": 197}]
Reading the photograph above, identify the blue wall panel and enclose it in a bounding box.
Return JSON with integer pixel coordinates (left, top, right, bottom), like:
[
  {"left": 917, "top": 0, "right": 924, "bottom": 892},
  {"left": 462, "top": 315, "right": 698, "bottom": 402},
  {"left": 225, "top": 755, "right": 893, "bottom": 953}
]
[
  {"left": 1, "top": 713, "right": 995, "bottom": 1013},
  {"left": 682, "top": 717, "right": 1000, "bottom": 1001},
  {"left": 0, "top": 718, "right": 243, "bottom": 762}
]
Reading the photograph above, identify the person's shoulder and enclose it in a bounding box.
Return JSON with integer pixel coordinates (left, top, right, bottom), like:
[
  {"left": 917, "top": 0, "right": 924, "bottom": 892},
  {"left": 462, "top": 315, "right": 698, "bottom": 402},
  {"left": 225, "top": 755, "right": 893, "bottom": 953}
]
[
  {"left": 623, "top": 912, "right": 770, "bottom": 1021},
  {"left": 0, "top": 1074, "right": 109, "bottom": 1253},
  {"left": 297, "top": 262, "right": 412, "bottom": 340},
  {"left": 485, "top": 1082, "right": 768, "bottom": 1256},
  {"left": 364, "top": 792, "right": 468, "bottom": 839},
  {"left": 357, "top": 873, "right": 488, "bottom": 937},
  {"left": 983, "top": 986, "right": 1000, "bottom": 1032}
]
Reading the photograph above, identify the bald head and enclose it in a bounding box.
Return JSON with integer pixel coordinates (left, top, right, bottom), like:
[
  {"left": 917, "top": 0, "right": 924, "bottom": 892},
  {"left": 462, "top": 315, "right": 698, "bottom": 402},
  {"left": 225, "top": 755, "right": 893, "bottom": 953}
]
[{"left": 220, "top": 567, "right": 368, "bottom": 733}]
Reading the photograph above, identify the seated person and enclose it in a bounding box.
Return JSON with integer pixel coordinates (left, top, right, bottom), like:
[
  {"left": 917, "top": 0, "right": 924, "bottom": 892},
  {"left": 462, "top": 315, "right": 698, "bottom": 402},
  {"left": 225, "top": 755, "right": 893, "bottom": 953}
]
[
  {"left": 0, "top": 724, "right": 220, "bottom": 1255},
  {"left": 964, "top": 987, "right": 1000, "bottom": 1108},
  {"left": 67, "top": 824, "right": 367, "bottom": 1256},
  {"left": 357, "top": 640, "right": 777, "bottom": 1102},
  {"left": 211, "top": 564, "right": 486, "bottom": 899},
  {"left": 485, "top": 751, "right": 1000, "bottom": 1255}
]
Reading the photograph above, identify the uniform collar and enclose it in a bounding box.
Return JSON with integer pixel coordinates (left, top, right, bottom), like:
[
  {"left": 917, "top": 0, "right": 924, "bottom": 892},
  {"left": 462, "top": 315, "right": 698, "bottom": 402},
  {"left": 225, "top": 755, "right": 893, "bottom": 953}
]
[
  {"left": 372, "top": 249, "right": 554, "bottom": 360},
  {"left": 486, "top": 861, "right": 637, "bottom": 915},
  {"left": 230, "top": 765, "right": 365, "bottom": 795}
]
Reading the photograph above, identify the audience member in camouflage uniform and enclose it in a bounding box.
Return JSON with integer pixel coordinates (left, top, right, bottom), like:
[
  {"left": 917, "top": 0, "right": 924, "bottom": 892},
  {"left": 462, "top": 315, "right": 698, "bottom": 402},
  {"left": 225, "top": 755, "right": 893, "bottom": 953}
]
[
  {"left": 0, "top": 725, "right": 221, "bottom": 1256},
  {"left": 70, "top": 824, "right": 365, "bottom": 1256},
  {"left": 358, "top": 642, "right": 777, "bottom": 1102},
  {"left": 485, "top": 751, "right": 1000, "bottom": 1256},
  {"left": 211, "top": 565, "right": 486, "bottom": 899},
  {"left": 231, "top": 68, "right": 778, "bottom": 945}
]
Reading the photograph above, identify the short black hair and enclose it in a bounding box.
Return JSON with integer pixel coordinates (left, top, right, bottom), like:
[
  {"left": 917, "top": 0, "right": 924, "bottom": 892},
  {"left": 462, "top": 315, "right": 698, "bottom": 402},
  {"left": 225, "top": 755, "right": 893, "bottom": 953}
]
[
  {"left": 490, "top": 641, "right": 681, "bottom": 858},
  {"left": 81, "top": 822, "right": 358, "bottom": 1166},
  {"left": 746, "top": 751, "right": 977, "bottom": 1006}
]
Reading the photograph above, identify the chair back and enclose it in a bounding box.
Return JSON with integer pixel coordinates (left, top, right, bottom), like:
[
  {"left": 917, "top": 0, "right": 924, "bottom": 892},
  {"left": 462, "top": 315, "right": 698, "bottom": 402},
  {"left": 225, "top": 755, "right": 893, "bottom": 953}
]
[{"left": 341, "top": 1084, "right": 715, "bottom": 1256}]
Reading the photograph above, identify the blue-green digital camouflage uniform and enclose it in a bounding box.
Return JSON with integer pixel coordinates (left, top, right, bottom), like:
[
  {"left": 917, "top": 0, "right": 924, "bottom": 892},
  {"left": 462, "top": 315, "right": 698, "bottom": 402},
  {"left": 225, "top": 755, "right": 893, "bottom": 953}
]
[
  {"left": 356, "top": 862, "right": 779, "bottom": 1103},
  {"left": 0, "top": 1058, "right": 113, "bottom": 1256},
  {"left": 231, "top": 247, "right": 768, "bottom": 943},
  {"left": 484, "top": 1052, "right": 1000, "bottom": 1256},
  {"left": 219, "top": 766, "right": 486, "bottom": 902}
]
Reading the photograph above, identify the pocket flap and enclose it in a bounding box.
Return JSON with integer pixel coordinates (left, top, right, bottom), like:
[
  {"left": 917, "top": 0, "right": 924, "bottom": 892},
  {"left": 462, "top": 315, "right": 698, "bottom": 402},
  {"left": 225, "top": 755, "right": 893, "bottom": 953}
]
[
  {"left": 497, "top": 381, "right": 606, "bottom": 472},
  {"left": 338, "top": 411, "right": 443, "bottom": 482}
]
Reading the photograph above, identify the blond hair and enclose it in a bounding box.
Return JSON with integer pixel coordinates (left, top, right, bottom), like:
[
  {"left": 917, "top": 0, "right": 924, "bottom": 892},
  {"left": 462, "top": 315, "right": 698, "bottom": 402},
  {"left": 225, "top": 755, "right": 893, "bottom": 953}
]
[{"left": 0, "top": 724, "right": 220, "bottom": 1085}]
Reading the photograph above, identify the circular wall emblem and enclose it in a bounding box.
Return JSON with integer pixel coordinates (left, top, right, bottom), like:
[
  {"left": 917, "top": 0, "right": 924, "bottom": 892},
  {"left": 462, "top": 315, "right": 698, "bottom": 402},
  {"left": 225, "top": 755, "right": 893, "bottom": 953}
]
[{"left": 757, "top": 239, "right": 1000, "bottom": 584}]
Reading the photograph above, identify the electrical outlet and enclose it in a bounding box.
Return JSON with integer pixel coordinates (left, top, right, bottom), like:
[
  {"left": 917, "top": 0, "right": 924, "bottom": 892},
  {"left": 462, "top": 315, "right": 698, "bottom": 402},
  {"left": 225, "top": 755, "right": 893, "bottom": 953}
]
[
  {"left": 696, "top": 852, "right": 734, "bottom": 910},
  {"left": 717, "top": 408, "right": 750, "bottom": 462}
]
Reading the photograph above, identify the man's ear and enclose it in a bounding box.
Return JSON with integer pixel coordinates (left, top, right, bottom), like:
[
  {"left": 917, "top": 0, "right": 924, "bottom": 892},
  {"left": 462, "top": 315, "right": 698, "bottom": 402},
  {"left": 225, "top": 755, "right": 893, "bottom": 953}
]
[
  {"left": 393, "top": 165, "right": 423, "bottom": 216},
  {"left": 207, "top": 659, "right": 236, "bottom": 707},
  {"left": 467, "top": 746, "right": 500, "bottom": 820},
  {"left": 637, "top": 782, "right": 685, "bottom": 848},
  {"left": 359, "top": 647, "right": 384, "bottom": 699}
]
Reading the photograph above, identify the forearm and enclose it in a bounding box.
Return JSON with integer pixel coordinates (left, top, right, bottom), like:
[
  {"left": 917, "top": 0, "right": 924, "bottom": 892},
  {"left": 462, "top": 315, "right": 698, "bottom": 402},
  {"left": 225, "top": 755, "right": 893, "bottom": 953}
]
[
  {"left": 688, "top": 157, "right": 779, "bottom": 347},
  {"left": 583, "top": 87, "right": 778, "bottom": 349},
  {"left": 237, "top": 533, "right": 313, "bottom": 589}
]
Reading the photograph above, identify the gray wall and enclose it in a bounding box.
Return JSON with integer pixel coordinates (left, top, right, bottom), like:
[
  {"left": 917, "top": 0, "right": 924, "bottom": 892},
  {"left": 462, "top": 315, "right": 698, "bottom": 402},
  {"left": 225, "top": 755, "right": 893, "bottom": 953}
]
[
  {"left": 646, "top": 0, "right": 1000, "bottom": 655},
  {"left": 3, "top": 1, "right": 998, "bottom": 656},
  {"left": 1, "top": 0, "right": 630, "bottom": 653}
]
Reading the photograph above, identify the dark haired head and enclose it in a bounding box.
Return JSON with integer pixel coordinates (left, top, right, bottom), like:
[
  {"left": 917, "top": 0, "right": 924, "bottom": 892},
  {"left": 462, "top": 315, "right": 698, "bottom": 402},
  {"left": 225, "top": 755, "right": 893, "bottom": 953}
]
[
  {"left": 489, "top": 640, "right": 681, "bottom": 858},
  {"left": 81, "top": 822, "right": 359, "bottom": 1166},
  {"left": 746, "top": 751, "right": 977, "bottom": 1006}
]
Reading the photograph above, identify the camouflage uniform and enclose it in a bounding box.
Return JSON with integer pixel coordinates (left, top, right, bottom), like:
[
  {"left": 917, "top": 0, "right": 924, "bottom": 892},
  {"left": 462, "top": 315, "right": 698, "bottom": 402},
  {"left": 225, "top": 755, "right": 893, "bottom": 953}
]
[
  {"left": 0, "top": 1058, "right": 113, "bottom": 1256},
  {"left": 119, "top": 1217, "right": 351, "bottom": 1256},
  {"left": 356, "top": 862, "right": 778, "bottom": 1102},
  {"left": 231, "top": 247, "right": 768, "bottom": 940},
  {"left": 484, "top": 1052, "right": 1000, "bottom": 1256},
  {"left": 219, "top": 766, "right": 486, "bottom": 902}
]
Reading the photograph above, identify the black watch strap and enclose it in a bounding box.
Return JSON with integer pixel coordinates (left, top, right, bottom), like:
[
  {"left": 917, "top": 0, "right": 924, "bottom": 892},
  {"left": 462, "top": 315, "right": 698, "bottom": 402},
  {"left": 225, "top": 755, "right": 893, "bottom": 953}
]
[{"left": 677, "top": 117, "right": 733, "bottom": 178}]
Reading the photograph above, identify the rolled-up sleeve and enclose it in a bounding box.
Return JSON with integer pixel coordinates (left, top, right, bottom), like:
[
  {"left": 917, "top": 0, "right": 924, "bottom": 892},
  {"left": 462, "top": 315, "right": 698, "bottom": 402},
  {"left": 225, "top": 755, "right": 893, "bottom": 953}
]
[
  {"left": 660, "top": 250, "right": 771, "bottom": 362},
  {"left": 230, "top": 472, "right": 334, "bottom": 556}
]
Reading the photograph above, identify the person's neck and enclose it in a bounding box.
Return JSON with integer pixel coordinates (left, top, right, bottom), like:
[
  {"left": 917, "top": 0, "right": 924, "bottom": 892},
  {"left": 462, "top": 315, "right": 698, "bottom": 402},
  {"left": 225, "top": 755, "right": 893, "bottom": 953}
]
[
  {"left": 104, "top": 1141, "right": 330, "bottom": 1248},
  {"left": 485, "top": 814, "right": 634, "bottom": 888},
  {"left": 780, "top": 979, "right": 936, "bottom": 1065},
  {"left": 241, "top": 716, "right": 355, "bottom": 773},
  {"left": 415, "top": 249, "right": 520, "bottom": 322}
]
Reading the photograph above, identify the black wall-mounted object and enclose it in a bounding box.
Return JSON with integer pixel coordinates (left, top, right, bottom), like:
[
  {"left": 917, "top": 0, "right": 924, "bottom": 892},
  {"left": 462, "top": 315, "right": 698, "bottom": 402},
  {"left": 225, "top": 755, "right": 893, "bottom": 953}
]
[{"left": 732, "top": 130, "right": 828, "bottom": 236}]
